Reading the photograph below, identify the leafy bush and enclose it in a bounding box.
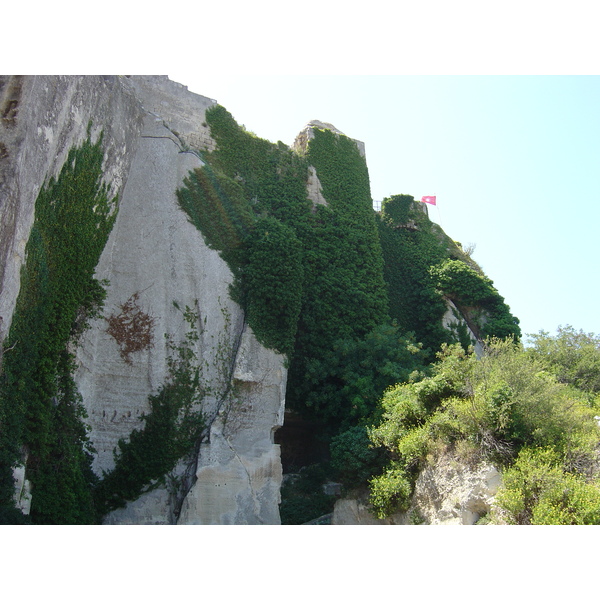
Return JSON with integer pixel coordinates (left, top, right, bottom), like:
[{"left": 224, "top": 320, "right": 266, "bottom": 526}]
[
  {"left": 302, "top": 323, "right": 427, "bottom": 431},
  {"left": 330, "top": 425, "right": 387, "bottom": 488},
  {"left": 493, "top": 447, "right": 600, "bottom": 525},
  {"left": 527, "top": 326, "right": 600, "bottom": 395},
  {"left": 369, "top": 464, "right": 412, "bottom": 519},
  {"left": 368, "top": 339, "right": 600, "bottom": 518}
]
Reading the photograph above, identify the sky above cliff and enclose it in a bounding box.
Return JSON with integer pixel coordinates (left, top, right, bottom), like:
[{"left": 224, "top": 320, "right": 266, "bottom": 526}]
[
  {"left": 169, "top": 74, "right": 600, "bottom": 341},
  {"left": 9, "top": 2, "right": 599, "bottom": 341}
]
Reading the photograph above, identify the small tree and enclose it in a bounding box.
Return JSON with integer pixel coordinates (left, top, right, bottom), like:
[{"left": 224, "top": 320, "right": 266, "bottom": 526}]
[{"left": 527, "top": 326, "right": 600, "bottom": 395}]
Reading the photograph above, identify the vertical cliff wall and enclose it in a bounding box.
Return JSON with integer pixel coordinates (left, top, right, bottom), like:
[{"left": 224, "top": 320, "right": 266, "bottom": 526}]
[
  {"left": 0, "top": 76, "right": 143, "bottom": 358},
  {"left": 0, "top": 75, "right": 285, "bottom": 524}
]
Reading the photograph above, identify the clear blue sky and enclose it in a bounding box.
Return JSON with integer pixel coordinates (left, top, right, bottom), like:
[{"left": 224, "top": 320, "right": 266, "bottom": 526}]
[
  {"left": 10, "top": 2, "right": 600, "bottom": 342},
  {"left": 168, "top": 74, "right": 600, "bottom": 341}
]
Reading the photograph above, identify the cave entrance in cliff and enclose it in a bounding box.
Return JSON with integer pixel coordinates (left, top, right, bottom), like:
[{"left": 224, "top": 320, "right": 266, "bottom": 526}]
[{"left": 275, "top": 410, "right": 330, "bottom": 474}]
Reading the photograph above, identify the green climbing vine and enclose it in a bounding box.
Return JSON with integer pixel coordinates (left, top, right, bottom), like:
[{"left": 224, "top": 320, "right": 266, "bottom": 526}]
[
  {"left": 377, "top": 194, "right": 520, "bottom": 352},
  {"left": 0, "top": 125, "right": 117, "bottom": 523},
  {"left": 177, "top": 110, "right": 392, "bottom": 428},
  {"left": 377, "top": 194, "right": 453, "bottom": 353},
  {"left": 176, "top": 105, "right": 309, "bottom": 357},
  {"left": 93, "top": 303, "right": 206, "bottom": 517}
]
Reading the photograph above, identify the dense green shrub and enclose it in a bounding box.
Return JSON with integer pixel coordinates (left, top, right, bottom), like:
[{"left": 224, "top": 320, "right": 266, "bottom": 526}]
[
  {"left": 368, "top": 339, "right": 600, "bottom": 518},
  {"left": 369, "top": 464, "right": 413, "bottom": 518},
  {"left": 493, "top": 447, "right": 600, "bottom": 525},
  {"left": 526, "top": 326, "right": 600, "bottom": 395},
  {"left": 302, "top": 323, "right": 427, "bottom": 431},
  {"left": 330, "top": 425, "right": 388, "bottom": 489}
]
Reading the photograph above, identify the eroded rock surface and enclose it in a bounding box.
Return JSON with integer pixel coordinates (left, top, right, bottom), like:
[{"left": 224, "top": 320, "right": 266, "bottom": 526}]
[
  {"left": 332, "top": 451, "right": 502, "bottom": 525},
  {"left": 0, "top": 75, "right": 143, "bottom": 359},
  {"left": 1, "top": 75, "right": 286, "bottom": 524}
]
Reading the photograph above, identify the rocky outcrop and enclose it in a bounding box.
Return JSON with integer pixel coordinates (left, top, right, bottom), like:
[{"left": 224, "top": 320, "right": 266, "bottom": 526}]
[
  {"left": 306, "top": 165, "right": 328, "bottom": 208},
  {"left": 77, "top": 76, "right": 286, "bottom": 524},
  {"left": 176, "top": 324, "right": 286, "bottom": 524},
  {"left": 332, "top": 451, "right": 502, "bottom": 525},
  {"left": 408, "top": 453, "right": 501, "bottom": 524},
  {"left": 442, "top": 299, "right": 485, "bottom": 357},
  {"left": 293, "top": 120, "right": 366, "bottom": 158}
]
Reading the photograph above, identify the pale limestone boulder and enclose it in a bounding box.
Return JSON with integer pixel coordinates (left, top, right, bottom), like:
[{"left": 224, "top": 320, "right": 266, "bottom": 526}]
[
  {"left": 332, "top": 452, "right": 502, "bottom": 525},
  {"left": 411, "top": 453, "right": 501, "bottom": 524}
]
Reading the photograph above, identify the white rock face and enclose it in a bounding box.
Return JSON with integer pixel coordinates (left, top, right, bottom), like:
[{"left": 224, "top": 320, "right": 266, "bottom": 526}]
[
  {"left": 306, "top": 165, "right": 328, "bottom": 208},
  {"left": 77, "top": 77, "right": 286, "bottom": 524},
  {"left": 442, "top": 299, "right": 485, "bottom": 357},
  {"left": 0, "top": 75, "right": 143, "bottom": 359},
  {"left": 332, "top": 452, "right": 501, "bottom": 525},
  {"left": 2, "top": 75, "right": 287, "bottom": 524},
  {"left": 74, "top": 111, "right": 217, "bottom": 476},
  {"left": 12, "top": 462, "right": 32, "bottom": 515},
  {"left": 178, "top": 324, "right": 286, "bottom": 524},
  {"left": 410, "top": 453, "right": 501, "bottom": 524}
]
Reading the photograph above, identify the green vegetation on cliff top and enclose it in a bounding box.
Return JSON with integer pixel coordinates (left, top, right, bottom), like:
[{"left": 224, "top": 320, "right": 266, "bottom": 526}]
[{"left": 0, "top": 105, "right": 533, "bottom": 525}]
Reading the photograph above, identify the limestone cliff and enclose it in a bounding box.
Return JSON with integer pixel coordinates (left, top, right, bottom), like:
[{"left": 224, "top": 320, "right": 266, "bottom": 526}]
[
  {"left": 0, "top": 76, "right": 285, "bottom": 524},
  {"left": 0, "top": 75, "right": 518, "bottom": 525},
  {"left": 0, "top": 76, "right": 143, "bottom": 358}
]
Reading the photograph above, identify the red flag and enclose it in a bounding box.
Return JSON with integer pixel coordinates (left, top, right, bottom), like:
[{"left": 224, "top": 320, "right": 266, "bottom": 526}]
[{"left": 421, "top": 196, "right": 437, "bottom": 205}]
